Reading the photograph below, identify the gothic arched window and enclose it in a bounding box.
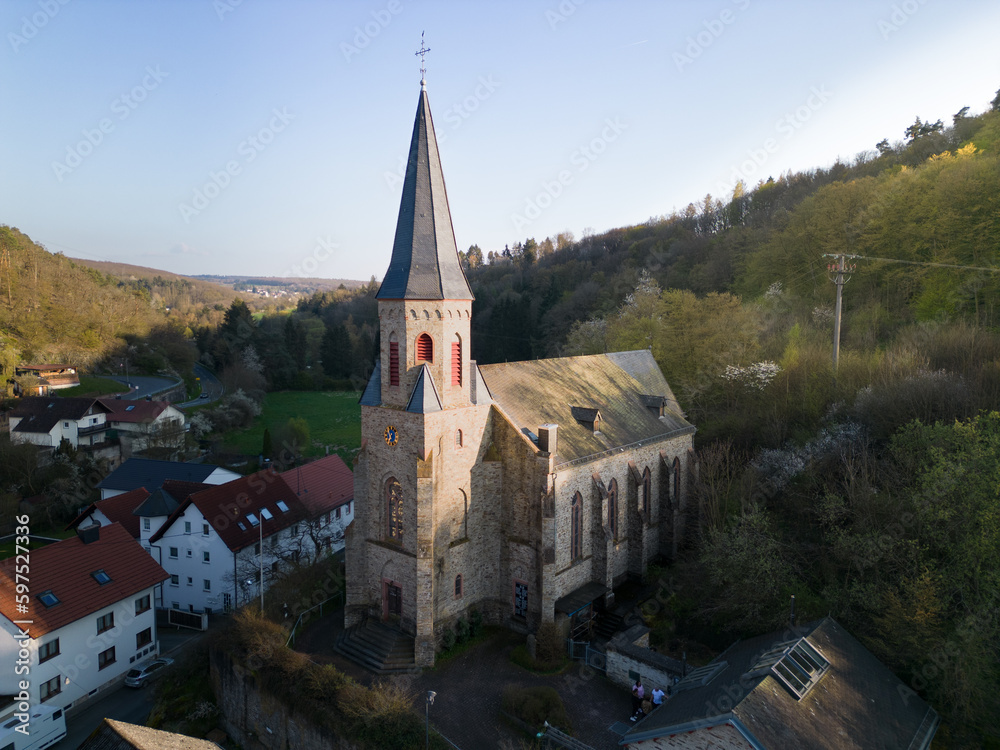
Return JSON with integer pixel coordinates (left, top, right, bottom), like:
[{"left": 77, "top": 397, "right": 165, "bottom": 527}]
[
  {"left": 388, "top": 333, "right": 399, "bottom": 387},
  {"left": 672, "top": 457, "right": 681, "bottom": 504},
  {"left": 608, "top": 479, "right": 619, "bottom": 540},
  {"left": 386, "top": 477, "right": 403, "bottom": 542},
  {"left": 642, "top": 467, "right": 651, "bottom": 514},
  {"left": 455, "top": 574, "right": 463, "bottom": 598},
  {"left": 451, "top": 334, "right": 462, "bottom": 386},
  {"left": 416, "top": 333, "right": 433, "bottom": 363},
  {"left": 571, "top": 492, "right": 582, "bottom": 560}
]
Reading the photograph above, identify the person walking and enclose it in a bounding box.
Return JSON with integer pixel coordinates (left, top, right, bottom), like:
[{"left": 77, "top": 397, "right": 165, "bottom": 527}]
[
  {"left": 630, "top": 679, "right": 645, "bottom": 721},
  {"left": 652, "top": 686, "right": 665, "bottom": 708}
]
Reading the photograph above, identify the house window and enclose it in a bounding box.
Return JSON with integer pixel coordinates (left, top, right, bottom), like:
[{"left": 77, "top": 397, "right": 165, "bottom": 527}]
[
  {"left": 135, "top": 595, "right": 151, "bottom": 615},
  {"left": 455, "top": 574, "right": 463, "bottom": 598},
  {"left": 40, "top": 676, "right": 61, "bottom": 702},
  {"left": 187, "top": 577, "right": 193, "bottom": 586},
  {"left": 608, "top": 479, "right": 619, "bottom": 540},
  {"left": 291, "top": 524, "right": 299, "bottom": 536},
  {"left": 346, "top": 502, "right": 351, "bottom": 514},
  {"left": 386, "top": 477, "right": 403, "bottom": 542},
  {"left": 271, "top": 561, "right": 280, "bottom": 574},
  {"left": 203, "top": 579, "right": 211, "bottom": 591},
  {"left": 455, "top": 430, "right": 463, "bottom": 448},
  {"left": 642, "top": 467, "right": 651, "bottom": 514},
  {"left": 136, "top": 628, "right": 152, "bottom": 649},
  {"left": 186, "top": 550, "right": 192, "bottom": 558},
  {"left": 203, "top": 523, "right": 210, "bottom": 536},
  {"left": 96, "top": 612, "right": 114, "bottom": 634},
  {"left": 415, "top": 333, "right": 433, "bottom": 363},
  {"left": 389, "top": 340, "right": 400, "bottom": 387},
  {"left": 143, "top": 518, "right": 151, "bottom": 531},
  {"left": 270, "top": 535, "right": 278, "bottom": 549},
  {"left": 571, "top": 492, "right": 582, "bottom": 560},
  {"left": 184, "top": 521, "right": 191, "bottom": 534},
  {"left": 451, "top": 337, "right": 462, "bottom": 386},
  {"left": 170, "top": 575, "right": 179, "bottom": 586},
  {"left": 335, "top": 507, "right": 341, "bottom": 520},
  {"left": 203, "top": 551, "right": 210, "bottom": 563},
  {"left": 254, "top": 542, "right": 260, "bottom": 555},
  {"left": 169, "top": 547, "right": 178, "bottom": 559},
  {"left": 38, "top": 639, "right": 60, "bottom": 664},
  {"left": 98, "top": 646, "right": 116, "bottom": 670}
]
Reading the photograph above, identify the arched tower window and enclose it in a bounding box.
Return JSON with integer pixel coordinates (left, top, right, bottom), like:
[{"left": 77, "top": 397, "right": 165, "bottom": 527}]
[
  {"left": 672, "top": 457, "right": 681, "bottom": 504},
  {"left": 455, "top": 429, "right": 463, "bottom": 448},
  {"left": 454, "top": 574, "right": 463, "bottom": 598},
  {"left": 608, "top": 479, "right": 619, "bottom": 540},
  {"left": 642, "top": 467, "right": 651, "bottom": 514},
  {"left": 451, "top": 334, "right": 462, "bottom": 386},
  {"left": 388, "top": 333, "right": 399, "bottom": 387},
  {"left": 571, "top": 492, "right": 582, "bottom": 560},
  {"left": 385, "top": 477, "right": 403, "bottom": 542},
  {"left": 416, "top": 333, "right": 433, "bottom": 363}
]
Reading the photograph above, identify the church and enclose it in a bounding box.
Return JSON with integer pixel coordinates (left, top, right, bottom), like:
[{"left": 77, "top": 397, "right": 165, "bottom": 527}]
[{"left": 343, "top": 75, "right": 696, "bottom": 668}]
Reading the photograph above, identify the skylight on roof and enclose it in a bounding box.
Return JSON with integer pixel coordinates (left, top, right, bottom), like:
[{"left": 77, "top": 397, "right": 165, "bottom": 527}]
[
  {"left": 38, "top": 590, "right": 60, "bottom": 607},
  {"left": 91, "top": 569, "right": 112, "bottom": 585},
  {"left": 237, "top": 521, "right": 247, "bottom": 531},
  {"left": 771, "top": 639, "right": 829, "bottom": 699},
  {"left": 276, "top": 500, "right": 289, "bottom": 513},
  {"left": 674, "top": 661, "right": 727, "bottom": 692},
  {"left": 247, "top": 513, "right": 259, "bottom": 526},
  {"left": 126, "top": 405, "right": 135, "bottom": 411},
  {"left": 260, "top": 508, "right": 273, "bottom": 520}
]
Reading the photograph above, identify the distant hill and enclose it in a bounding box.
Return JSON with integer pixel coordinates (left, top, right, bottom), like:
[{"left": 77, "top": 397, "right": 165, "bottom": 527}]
[{"left": 194, "top": 274, "right": 368, "bottom": 296}]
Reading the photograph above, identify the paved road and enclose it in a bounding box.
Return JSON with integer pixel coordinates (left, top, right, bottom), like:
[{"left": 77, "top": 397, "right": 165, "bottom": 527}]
[
  {"left": 54, "top": 626, "right": 205, "bottom": 747},
  {"left": 176, "top": 364, "right": 223, "bottom": 408},
  {"left": 106, "top": 375, "right": 180, "bottom": 400}
]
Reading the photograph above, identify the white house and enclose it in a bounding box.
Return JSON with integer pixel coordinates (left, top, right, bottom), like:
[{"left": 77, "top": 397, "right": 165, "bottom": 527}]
[
  {"left": 0, "top": 523, "right": 168, "bottom": 713},
  {"left": 279, "top": 453, "right": 355, "bottom": 553},
  {"left": 97, "top": 457, "right": 239, "bottom": 500},
  {"left": 67, "top": 487, "right": 151, "bottom": 540},
  {"left": 149, "top": 467, "right": 348, "bottom": 614},
  {"left": 98, "top": 398, "right": 187, "bottom": 454},
  {"left": 7, "top": 397, "right": 111, "bottom": 449}
]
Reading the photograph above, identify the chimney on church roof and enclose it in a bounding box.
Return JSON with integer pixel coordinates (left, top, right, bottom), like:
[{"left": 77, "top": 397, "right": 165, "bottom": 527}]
[
  {"left": 538, "top": 424, "right": 558, "bottom": 455},
  {"left": 376, "top": 83, "right": 473, "bottom": 302}
]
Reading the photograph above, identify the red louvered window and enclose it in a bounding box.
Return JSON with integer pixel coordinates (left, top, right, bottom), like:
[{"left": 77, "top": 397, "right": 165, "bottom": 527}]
[
  {"left": 451, "top": 340, "right": 462, "bottom": 385},
  {"left": 389, "top": 342, "right": 399, "bottom": 386},
  {"left": 416, "top": 334, "right": 433, "bottom": 363}
]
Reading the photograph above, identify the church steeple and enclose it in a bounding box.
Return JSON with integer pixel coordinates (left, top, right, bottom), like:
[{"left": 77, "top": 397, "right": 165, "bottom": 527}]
[{"left": 376, "top": 84, "right": 474, "bottom": 301}]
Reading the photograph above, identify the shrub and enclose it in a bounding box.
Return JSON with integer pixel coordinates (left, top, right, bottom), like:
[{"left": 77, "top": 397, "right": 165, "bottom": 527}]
[
  {"left": 441, "top": 627, "right": 456, "bottom": 651},
  {"left": 469, "top": 608, "right": 483, "bottom": 637},
  {"left": 501, "top": 685, "right": 572, "bottom": 733},
  {"left": 455, "top": 617, "right": 470, "bottom": 644},
  {"left": 534, "top": 622, "right": 565, "bottom": 668},
  {"left": 338, "top": 680, "right": 424, "bottom": 747}
]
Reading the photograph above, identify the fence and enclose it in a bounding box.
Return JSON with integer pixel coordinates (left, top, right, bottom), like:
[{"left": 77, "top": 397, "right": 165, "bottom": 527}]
[
  {"left": 286, "top": 593, "right": 342, "bottom": 647},
  {"left": 567, "top": 639, "right": 607, "bottom": 672}
]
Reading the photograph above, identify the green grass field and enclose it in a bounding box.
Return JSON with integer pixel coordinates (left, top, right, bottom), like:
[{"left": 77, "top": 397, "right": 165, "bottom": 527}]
[
  {"left": 222, "top": 391, "right": 362, "bottom": 461},
  {"left": 0, "top": 528, "right": 76, "bottom": 561},
  {"left": 58, "top": 375, "right": 127, "bottom": 397}
]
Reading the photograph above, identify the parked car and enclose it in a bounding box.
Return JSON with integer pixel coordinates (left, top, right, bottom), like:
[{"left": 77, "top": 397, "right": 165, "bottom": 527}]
[
  {"left": 200, "top": 393, "right": 209, "bottom": 399},
  {"left": 124, "top": 657, "right": 174, "bottom": 688}
]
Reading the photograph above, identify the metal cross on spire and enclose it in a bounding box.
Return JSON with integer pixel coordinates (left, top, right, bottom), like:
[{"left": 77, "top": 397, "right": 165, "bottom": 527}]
[{"left": 415, "top": 31, "right": 430, "bottom": 87}]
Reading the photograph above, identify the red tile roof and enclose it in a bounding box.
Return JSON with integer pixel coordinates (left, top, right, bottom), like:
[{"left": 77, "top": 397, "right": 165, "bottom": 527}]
[
  {"left": 66, "top": 487, "right": 151, "bottom": 538},
  {"left": 98, "top": 399, "right": 175, "bottom": 424},
  {"left": 0, "top": 523, "right": 169, "bottom": 638},
  {"left": 150, "top": 469, "right": 310, "bottom": 553},
  {"left": 279, "top": 454, "right": 354, "bottom": 516}
]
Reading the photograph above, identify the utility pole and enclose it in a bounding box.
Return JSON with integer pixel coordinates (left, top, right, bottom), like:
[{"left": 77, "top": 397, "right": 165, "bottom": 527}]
[{"left": 825, "top": 254, "right": 857, "bottom": 374}]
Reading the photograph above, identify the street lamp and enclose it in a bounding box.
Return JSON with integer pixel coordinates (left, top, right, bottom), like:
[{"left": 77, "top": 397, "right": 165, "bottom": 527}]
[{"left": 425, "top": 690, "right": 436, "bottom": 749}]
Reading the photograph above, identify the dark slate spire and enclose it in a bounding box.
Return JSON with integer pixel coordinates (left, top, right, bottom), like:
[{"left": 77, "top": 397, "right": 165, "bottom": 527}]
[{"left": 376, "top": 86, "right": 474, "bottom": 301}]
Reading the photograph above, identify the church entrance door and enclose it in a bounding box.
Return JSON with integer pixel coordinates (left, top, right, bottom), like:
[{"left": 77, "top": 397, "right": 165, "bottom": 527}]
[{"left": 382, "top": 580, "right": 402, "bottom": 620}]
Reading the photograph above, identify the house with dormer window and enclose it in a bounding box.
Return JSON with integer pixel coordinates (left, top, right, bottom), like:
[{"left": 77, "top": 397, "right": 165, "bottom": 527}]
[{"left": 0, "top": 523, "right": 168, "bottom": 712}]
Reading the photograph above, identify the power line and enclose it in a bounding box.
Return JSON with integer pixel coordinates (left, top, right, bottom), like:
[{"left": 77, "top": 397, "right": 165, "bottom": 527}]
[{"left": 823, "top": 253, "right": 1000, "bottom": 274}]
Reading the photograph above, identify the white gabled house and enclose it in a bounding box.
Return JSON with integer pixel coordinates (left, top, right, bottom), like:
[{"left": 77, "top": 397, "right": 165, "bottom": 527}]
[
  {"left": 149, "top": 465, "right": 349, "bottom": 614},
  {"left": 97, "top": 457, "right": 239, "bottom": 500},
  {"left": 0, "top": 523, "right": 168, "bottom": 713},
  {"left": 7, "top": 397, "right": 112, "bottom": 449}
]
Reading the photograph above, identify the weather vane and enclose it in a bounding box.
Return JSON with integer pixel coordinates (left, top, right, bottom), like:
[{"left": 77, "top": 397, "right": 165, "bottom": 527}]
[{"left": 415, "top": 31, "right": 430, "bottom": 85}]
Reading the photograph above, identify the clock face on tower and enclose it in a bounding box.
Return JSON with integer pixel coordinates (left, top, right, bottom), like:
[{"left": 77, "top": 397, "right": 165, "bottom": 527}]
[{"left": 383, "top": 425, "right": 398, "bottom": 447}]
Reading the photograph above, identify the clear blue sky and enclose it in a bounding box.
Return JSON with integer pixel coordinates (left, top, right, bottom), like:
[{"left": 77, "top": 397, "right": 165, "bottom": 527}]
[{"left": 2, "top": 0, "right": 998, "bottom": 282}]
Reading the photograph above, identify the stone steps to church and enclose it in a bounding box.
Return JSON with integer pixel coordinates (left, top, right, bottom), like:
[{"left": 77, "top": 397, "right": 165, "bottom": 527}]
[{"left": 334, "top": 621, "right": 418, "bottom": 675}]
